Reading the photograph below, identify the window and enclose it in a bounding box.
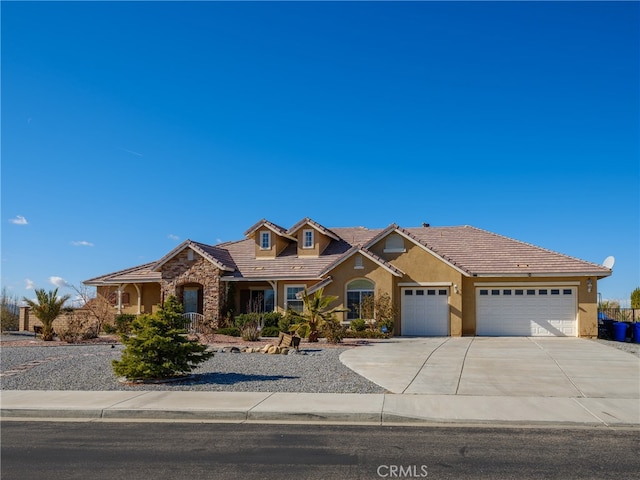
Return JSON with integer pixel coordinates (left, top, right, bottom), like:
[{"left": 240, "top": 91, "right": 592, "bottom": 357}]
[
  {"left": 527, "top": 289, "right": 536, "bottom": 295},
  {"left": 249, "top": 289, "right": 275, "bottom": 312},
  {"left": 405, "top": 290, "right": 413, "bottom": 295},
  {"left": 347, "top": 279, "right": 374, "bottom": 320},
  {"left": 563, "top": 289, "right": 572, "bottom": 295},
  {"left": 539, "top": 289, "right": 548, "bottom": 295},
  {"left": 503, "top": 290, "right": 512, "bottom": 295},
  {"left": 303, "top": 229, "right": 314, "bottom": 249},
  {"left": 384, "top": 234, "right": 406, "bottom": 253},
  {"left": 416, "top": 290, "right": 424, "bottom": 295},
  {"left": 491, "top": 289, "right": 500, "bottom": 295},
  {"left": 439, "top": 289, "right": 448, "bottom": 296},
  {"left": 260, "top": 231, "right": 271, "bottom": 250},
  {"left": 479, "top": 290, "right": 488, "bottom": 296},
  {"left": 427, "top": 289, "right": 436, "bottom": 296},
  {"left": 515, "top": 289, "right": 524, "bottom": 295},
  {"left": 354, "top": 255, "right": 364, "bottom": 269},
  {"left": 285, "top": 286, "right": 304, "bottom": 313},
  {"left": 551, "top": 289, "right": 560, "bottom": 295}
]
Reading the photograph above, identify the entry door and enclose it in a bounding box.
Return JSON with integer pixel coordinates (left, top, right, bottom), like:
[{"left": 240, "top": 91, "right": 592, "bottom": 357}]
[{"left": 183, "top": 287, "right": 199, "bottom": 314}]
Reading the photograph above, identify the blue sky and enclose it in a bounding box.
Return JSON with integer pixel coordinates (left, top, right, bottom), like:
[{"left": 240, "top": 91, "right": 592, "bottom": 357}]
[{"left": 2, "top": 1, "right": 638, "bottom": 306}]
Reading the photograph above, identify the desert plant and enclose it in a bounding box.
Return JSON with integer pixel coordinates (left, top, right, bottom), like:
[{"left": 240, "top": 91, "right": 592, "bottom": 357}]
[
  {"left": 323, "top": 318, "right": 347, "bottom": 344},
  {"left": 278, "top": 312, "right": 295, "bottom": 333},
  {"left": 288, "top": 287, "right": 348, "bottom": 342},
  {"left": 57, "top": 309, "right": 99, "bottom": 343},
  {"left": 102, "top": 323, "right": 117, "bottom": 334},
  {"left": 112, "top": 296, "right": 213, "bottom": 381},
  {"left": 631, "top": 288, "right": 640, "bottom": 309},
  {"left": 241, "top": 321, "right": 261, "bottom": 341},
  {"left": 22, "top": 288, "right": 71, "bottom": 341}
]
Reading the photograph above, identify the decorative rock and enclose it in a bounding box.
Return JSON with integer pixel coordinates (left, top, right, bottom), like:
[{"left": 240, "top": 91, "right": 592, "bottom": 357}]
[{"left": 267, "top": 346, "right": 278, "bottom": 354}]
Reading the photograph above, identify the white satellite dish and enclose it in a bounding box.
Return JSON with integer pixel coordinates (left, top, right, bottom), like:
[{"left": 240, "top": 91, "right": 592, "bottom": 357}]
[{"left": 602, "top": 256, "right": 615, "bottom": 269}]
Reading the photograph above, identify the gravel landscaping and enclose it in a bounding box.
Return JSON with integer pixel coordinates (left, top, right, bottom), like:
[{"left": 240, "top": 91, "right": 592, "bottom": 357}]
[
  {"left": 0, "top": 334, "right": 385, "bottom": 393},
  {"left": 2, "top": 333, "right": 638, "bottom": 394}
]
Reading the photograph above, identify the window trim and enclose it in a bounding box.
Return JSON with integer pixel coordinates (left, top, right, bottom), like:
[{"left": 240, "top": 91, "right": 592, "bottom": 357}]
[
  {"left": 302, "top": 229, "right": 314, "bottom": 249},
  {"left": 260, "top": 231, "right": 271, "bottom": 250},
  {"left": 284, "top": 284, "right": 305, "bottom": 312},
  {"left": 346, "top": 278, "right": 375, "bottom": 321}
]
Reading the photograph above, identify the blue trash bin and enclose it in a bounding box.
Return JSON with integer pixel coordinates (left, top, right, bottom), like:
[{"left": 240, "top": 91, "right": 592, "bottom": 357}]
[
  {"left": 612, "top": 322, "right": 628, "bottom": 342},
  {"left": 633, "top": 323, "right": 640, "bottom": 344}
]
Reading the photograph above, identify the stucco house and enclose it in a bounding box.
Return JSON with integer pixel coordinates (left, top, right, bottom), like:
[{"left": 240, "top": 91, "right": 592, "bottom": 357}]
[{"left": 84, "top": 218, "right": 611, "bottom": 337}]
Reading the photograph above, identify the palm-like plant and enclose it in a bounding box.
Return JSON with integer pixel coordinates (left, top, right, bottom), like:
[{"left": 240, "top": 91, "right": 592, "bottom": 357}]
[
  {"left": 22, "top": 288, "right": 71, "bottom": 341},
  {"left": 289, "top": 287, "right": 347, "bottom": 342}
]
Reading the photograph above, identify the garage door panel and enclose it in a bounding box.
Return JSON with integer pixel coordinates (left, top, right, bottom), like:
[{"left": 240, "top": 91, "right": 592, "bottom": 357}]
[
  {"left": 402, "top": 288, "right": 449, "bottom": 336},
  {"left": 476, "top": 287, "right": 576, "bottom": 337}
]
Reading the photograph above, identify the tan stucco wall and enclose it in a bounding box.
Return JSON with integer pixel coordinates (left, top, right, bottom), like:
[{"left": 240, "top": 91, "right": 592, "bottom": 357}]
[
  {"left": 254, "top": 230, "right": 291, "bottom": 258},
  {"left": 96, "top": 284, "right": 161, "bottom": 315},
  {"left": 295, "top": 227, "right": 332, "bottom": 257},
  {"left": 368, "top": 238, "right": 464, "bottom": 336},
  {"left": 323, "top": 253, "right": 396, "bottom": 322},
  {"left": 462, "top": 276, "right": 598, "bottom": 337}
]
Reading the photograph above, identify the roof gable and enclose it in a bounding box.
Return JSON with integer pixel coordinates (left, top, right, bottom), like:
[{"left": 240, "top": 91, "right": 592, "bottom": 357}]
[
  {"left": 319, "top": 245, "right": 404, "bottom": 277},
  {"left": 244, "top": 219, "right": 296, "bottom": 241},
  {"left": 151, "top": 240, "right": 235, "bottom": 272},
  {"left": 287, "top": 217, "right": 341, "bottom": 241}
]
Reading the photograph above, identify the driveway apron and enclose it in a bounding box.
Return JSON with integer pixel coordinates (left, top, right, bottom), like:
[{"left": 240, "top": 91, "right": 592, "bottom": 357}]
[{"left": 340, "top": 337, "right": 640, "bottom": 399}]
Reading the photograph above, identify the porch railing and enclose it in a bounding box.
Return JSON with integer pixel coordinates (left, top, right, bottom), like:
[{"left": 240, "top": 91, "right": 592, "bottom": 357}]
[{"left": 182, "top": 312, "right": 206, "bottom": 334}]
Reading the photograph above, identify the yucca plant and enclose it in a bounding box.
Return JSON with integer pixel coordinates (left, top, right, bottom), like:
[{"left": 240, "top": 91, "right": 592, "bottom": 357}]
[
  {"left": 288, "top": 287, "right": 348, "bottom": 342},
  {"left": 22, "top": 288, "right": 71, "bottom": 341}
]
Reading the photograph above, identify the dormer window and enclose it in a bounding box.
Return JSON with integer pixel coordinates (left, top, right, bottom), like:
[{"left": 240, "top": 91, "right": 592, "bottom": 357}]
[
  {"left": 187, "top": 250, "right": 194, "bottom": 261},
  {"left": 260, "top": 231, "right": 271, "bottom": 250},
  {"left": 303, "top": 229, "right": 314, "bottom": 249},
  {"left": 384, "top": 234, "right": 406, "bottom": 253}
]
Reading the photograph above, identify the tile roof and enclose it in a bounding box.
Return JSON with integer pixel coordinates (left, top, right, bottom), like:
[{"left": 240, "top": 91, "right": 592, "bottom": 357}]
[
  {"left": 84, "top": 262, "right": 161, "bottom": 285},
  {"left": 243, "top": 219, "right": 295, "bottom": 240},
  {"left": 84, "top": 223, "right": 611, "bottom": 286},
  {"left": 287, "top": 217, "right": 341, "bottom": 240},
  {"left": 399, "top": 225, "right": 610, "bottom": 276}
]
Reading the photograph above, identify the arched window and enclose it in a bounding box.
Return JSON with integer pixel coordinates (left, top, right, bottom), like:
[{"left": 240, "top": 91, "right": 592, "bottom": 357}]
[
  {"left": 384, "top": 234, "right": 405, "bottom": 253},
  {"left": 346, "top": 279, "right": 374, "bottom": 320}
]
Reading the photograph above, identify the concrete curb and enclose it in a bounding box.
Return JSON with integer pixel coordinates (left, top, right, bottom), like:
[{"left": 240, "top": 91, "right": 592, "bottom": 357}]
[{"left": 2, "top": 391, "right": 638, "bottom": 427}]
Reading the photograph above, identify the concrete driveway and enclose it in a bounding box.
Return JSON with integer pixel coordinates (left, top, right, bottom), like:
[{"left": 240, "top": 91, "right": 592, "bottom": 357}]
[{"left": 340, "top": 337, "right": 640, "bottom": 398}]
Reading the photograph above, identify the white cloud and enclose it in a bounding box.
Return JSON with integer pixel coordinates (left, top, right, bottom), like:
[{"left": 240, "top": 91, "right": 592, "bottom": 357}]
[
  {"left": 119, "top": 147, "right": 144, "bottom": 157},
  {"left": 71, "top": 240, "right": 94, "bottom": 247},
  {"left": 25, "top": 279, "right": 35, "bottom": 290},
  {"left": 9, "top": 215, "right": 28, "bottom": 225},
  {"left": 49, "top": 276, "right": 69, "bottom": 288},
  {"left": 168, "top": 234, "right": 180, "bottom": 241}
]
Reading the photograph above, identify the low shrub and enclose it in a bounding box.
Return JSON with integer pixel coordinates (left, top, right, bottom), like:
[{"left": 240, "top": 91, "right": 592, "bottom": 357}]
[
  {"left": 349, "top": 319, "right": 367, "bottom": 332},
  {"left": 263, "top": 312, "right": 283, "bottom": 329},
  {"left": 216, "top": 327, "right": 241, "bottom": 337},
  {"left": 323, "top": 318, "right": 347, "bottom": 344},
  {"left": 344, "top": 329, "right": 389, "bottom": 339},
  {"left": 234, "top": 313, "right": 260, "bottom": 329},
  {"left": 115, "top": 314, "right": 136, "bottom": 334},
  {"left": 260, "top": 326, "right": 280, "bottom": 337},
  {"left": 102, "top": 323, "right": 117, "bottom": 334},
  {"left": 278, "top": 312, "right": 295, "bottom": 333}
]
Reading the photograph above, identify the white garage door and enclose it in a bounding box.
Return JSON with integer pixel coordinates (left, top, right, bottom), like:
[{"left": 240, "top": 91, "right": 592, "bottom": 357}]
[
  {"left": 476, "top": 287, "right": 577, "bottom": 336},
  {"left": 401, "top": 288, "right": 449, "bottom": 336}
]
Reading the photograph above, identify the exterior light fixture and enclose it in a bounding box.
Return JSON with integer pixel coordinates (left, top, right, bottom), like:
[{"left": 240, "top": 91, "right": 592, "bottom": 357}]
[
  {"left": 454, "top": 284, "right": 459, "bottom": 294},
  {"left": 587, "top": 278, "right": 593, "bottom": 293}
]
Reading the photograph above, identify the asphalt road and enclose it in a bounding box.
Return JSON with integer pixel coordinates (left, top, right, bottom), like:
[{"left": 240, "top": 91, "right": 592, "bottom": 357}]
[{"left": 2, "top": 422, "right": 638, "bottom": 480}]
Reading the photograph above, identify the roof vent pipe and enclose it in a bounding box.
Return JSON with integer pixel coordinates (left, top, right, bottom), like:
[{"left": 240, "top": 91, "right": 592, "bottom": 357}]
[{"left": 422, "top": 223, "right": 430, "bottom": 228}]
